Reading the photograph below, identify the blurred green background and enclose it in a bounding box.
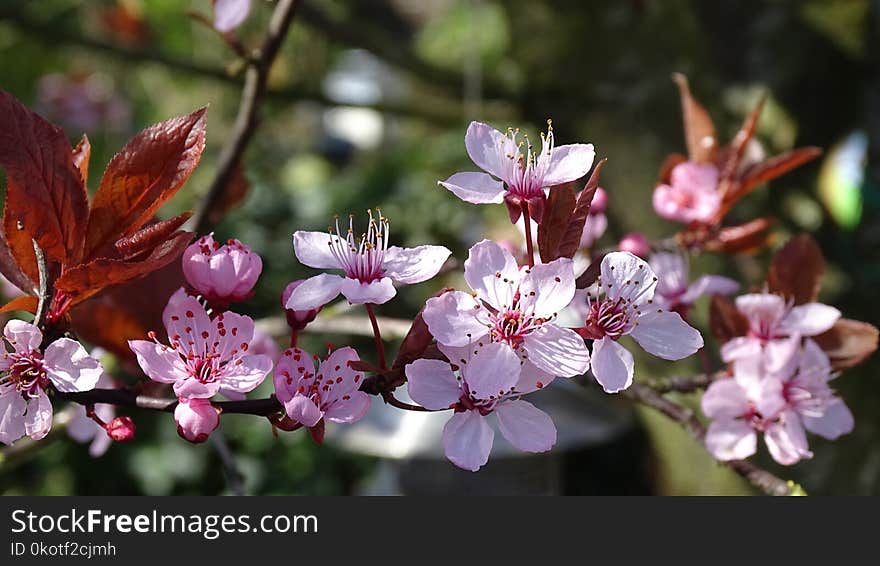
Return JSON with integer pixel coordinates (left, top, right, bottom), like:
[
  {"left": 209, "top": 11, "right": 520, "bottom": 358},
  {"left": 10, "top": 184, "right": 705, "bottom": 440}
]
[{"left": 0, "top": 0, "right": 878, "bottom": 495}]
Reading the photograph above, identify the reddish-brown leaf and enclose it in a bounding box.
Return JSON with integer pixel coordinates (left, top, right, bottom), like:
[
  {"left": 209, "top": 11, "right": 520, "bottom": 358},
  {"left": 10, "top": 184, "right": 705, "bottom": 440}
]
[
  {"left": 709, "top": 294, "right": 749, "bottom": 343},
  {"left": 537, "top": 182, "right": 576, "bottom": 263},
  {"left": 57, "top": 231, "right": 193, "bottom": 304},
  {"left": 813, "top": 319, "right": 879, "bottom": 370},
  {"left": 84, "top": 108, "right": 207, "bottom": 259},
  {"left": 392, "top": 288, "right": 452, "bottom": 374},
  {"left": 718, "top": 96, "right": 765, "bottom": 186},
  {"left": 672, "top": 73, "right": 717, "bottom": 164},
  {"left": 114, "top": 212, "right": 193, "bottom": 261},
  {"left": 734, "top": 147, "right": 822, "bottom": 201},
  {"left": 704, "top": 217, "right": 774, "bottom": 255},
  {"left": 556, "top": 159, "right": 606, "bottom": 260},
  {"left": 575, "top": 253, "right": 606, "bottom": 289},
  {"left": 0, "top": 295, "right": 38, "bottom": 314},
  {"left": 0, "top": 90, "right": 89, "bottom": 264},
  {"left": 2, "top": 201, "right": 40, "bottom": 291},
  {"left": 767, "top": 234, "right": 825, "bottom": 305},
  {"left": 657, "top": 153, "right": 687, "bottom": 185},
  {"left": 72, "top": 135, "right": 91, "bottom": 187},
  {"left": 70, "top": 261, "right": 185, "bottom": 360},
  {"left": 0, "top": 224, "right": 37, "bottom": 295}
]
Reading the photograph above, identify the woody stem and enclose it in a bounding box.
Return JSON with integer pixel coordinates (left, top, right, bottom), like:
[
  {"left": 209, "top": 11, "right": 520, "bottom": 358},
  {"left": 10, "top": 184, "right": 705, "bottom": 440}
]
[{"left": 522, "top": 202, "right": 535, "bottom": 268}]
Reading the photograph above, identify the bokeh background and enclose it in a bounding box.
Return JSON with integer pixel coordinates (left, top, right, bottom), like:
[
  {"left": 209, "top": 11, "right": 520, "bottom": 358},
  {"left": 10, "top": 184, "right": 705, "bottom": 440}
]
[{"left": 0, "top": 0, "right": 878, "bottom": 495}]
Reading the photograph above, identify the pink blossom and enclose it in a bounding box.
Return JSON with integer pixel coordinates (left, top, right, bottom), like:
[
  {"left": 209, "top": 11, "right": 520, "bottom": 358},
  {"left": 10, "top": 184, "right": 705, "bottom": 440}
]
[
  {"left": 273, "top": 346, "right": 370, "bottom": 428},
  {"left": 422, "top": 240, "right": 591, "bottom": 393},
  {"left": 287, "top": 210, "right": 451, "bottom": 310},
  {"left": 68, "top": 370, "right": 115, "bottom": 457},
  {"left": 0, "top": 320, "right": 103, "bottom": 445},
  {"left": 182, "top": 234, "right": 263, "bottom": 307},
  {"left": 440, "top": 121, "right": 595, "bottom": 223},
  {"left": 702, "top": 342, "right": 852, "bottom": 465},
  {"left": 579, "top": 188, "right": 608, "bottom": 248},
  {"left": 572, "top": 252, "right": 703, "bottom": 393},
  {"left": 281, "top": 280, "right": 321, "bottom": 331},
  {"left": 618, "top": 232, "right": 650, "bottom": 258},
  {"left": 174, "top": 398, "right": 220, "bottom": 443},
  {"left": 406, "top": 342, "right": 556, "bottom": 471},
  {"left": 128, "top": 289, "right": 273, "bottom": 400},
  {"left": 652, "top": 161, "right": 721, "bottom": 223},
  {"left": 720, "top": 293, "right": 840, "bottom": 372},
  {"left": 213, "top": 0, "right": 251, "bottom": 32},
  {"left": 105, "top": 416, "right": 136, "bottom": 442},
  {"left": 649, "top": 251, "right": 738, "bottom": 315}
]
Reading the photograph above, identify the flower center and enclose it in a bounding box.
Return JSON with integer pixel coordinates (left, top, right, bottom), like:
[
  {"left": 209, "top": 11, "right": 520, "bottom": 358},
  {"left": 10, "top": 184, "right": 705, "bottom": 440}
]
[
  {"left": 581, "top": 298, "right": 635, "bottom": 340},
  {"left": 502, "top": 121, "right": 554, "bottom": 199},
  {"left": 1, "top": 352, "right": 48, "bottom": 399},
  {"left": 189, "top": 355, "right": 220, "bottom": 384},
  {"left": 327, "top": 209, "right": 390, "bottom": 283}
]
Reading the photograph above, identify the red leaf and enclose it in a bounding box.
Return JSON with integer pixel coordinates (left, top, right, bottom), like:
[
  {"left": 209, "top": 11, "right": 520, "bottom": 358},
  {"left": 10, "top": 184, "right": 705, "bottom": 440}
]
[
  {"left": 70, "top": 261, "right": 185, "bottom": 360},
  {"left": 575, "top": 253, "right": 606, "bottom": 289},
  {"left": 114, "top": 212, "right": 193, "bottom": 260},
  {"left": 537, "top": 182, "right": 576, "bottom": 263},
  {"left": 72, "top": 135, "right": 91, "bottom": 187},
  {"left": 709, "top": 294, "right": 749, "bottom": 343},
  {"left": 84, "top": 108, "right": 207, "bottom": 260},
  {"left": 704, "top": 217, "right": 774, "bottom": 255},
  {"left": 767, "top": 234, "right": 825, "bottom": 305},
  {"left": 2, "top": 205, "right": 40, "bottom": 291},
  {"left": 556, "top": 159, "right": 606, "bottom": 260},
  {"left": 718, "top": 95, "right": 765, "bottom": 187},
  {"left": 0, "top": 225, "right": 37, "bottom": 295},
  {"left": 56, "top": 231, "right": 193, "bottom": 304},
  {"left": 0, "top": 90, "right": 89, "bottom": 264},
  {"left": 813, "top": 319, "right": 879, "bottom": 370},
  {"left": 0, "top": 295, "right": 38, "bottom": 314},
  {"left": 736, "top": 147, "right": 822, "bottom": 199},
  {"left": 672, "top": 73, "right": 717, "bottom": 164}
]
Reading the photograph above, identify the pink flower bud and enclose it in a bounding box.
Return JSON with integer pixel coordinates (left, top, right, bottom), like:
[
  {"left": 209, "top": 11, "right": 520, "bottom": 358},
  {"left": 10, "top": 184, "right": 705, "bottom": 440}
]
[
  {"left": 104, "top": 416, "right": 136, "bottom": 442},
  {"left": 590, "top": 187, "right": 608, "bottom": 215},
  {"left": 282, "top": 280, "right": 321, "bottom": 331},
  {"left": 182, "top": 234, "right": 262, "bottom": 307},
  {"left": 174, "top": 398, "right": 220, "bottom": 444},
  {"left": 618, "top": 232, "right": 650, "bottom": 258}
]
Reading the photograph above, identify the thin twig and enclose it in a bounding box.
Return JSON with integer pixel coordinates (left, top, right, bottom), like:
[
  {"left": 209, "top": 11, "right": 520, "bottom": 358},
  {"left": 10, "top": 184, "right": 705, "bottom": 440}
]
[
  {"left": 642, "top": 371, "right": 723, "bottom": 394},
  {"left": 625, "top": 383, "right": 801, "bottom": 496},
  {"left": 190, "top": 0, "right": 301, "bottom": 236},
  {"left": 365, "top": 304, "right": 387, "bottom": 370}
]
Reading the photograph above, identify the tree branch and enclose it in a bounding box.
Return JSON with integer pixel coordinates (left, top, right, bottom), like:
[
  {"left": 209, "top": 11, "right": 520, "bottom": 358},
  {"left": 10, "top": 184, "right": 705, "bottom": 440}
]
[
  {"left": 625, "top": 383, "right": 803, "bottom": 496},
  {"left": 190, "top": 0, "right": 301, "bottom": 236}
]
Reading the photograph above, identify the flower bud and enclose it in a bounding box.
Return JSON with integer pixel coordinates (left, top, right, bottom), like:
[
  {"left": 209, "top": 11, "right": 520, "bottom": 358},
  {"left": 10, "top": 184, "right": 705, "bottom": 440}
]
[
  {"left": 590, "top": 187, "right": 608, "bottom": 215},
  {"left": 182, "top": 234, "right": 262, "bottom": 307},
  {"left": 174, "top": 398, "right": 220, "bottom": 444},
  {"left": 618, "top": 232, "right": 650, "bottom": 258},
  {"left": 281, "top": 280, "right": 321, "bottom": 331},
  {"left": 105, "top": 416, "right": 136, "bottom": 442}
]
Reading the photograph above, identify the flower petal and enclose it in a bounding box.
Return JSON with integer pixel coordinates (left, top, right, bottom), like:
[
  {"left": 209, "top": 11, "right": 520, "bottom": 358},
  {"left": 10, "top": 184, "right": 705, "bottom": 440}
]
[
  {"left": 442, "top": 410, "right": 494, "bottom": 472},
  {"left": 292, "top": 231, "right": 343, "bottom": 270},
  {"left": 590, "top": 336, "right": 634, "bottom": 393},
  {"left": 162, "top": 293, "right": 213, "bottom": 356},
  {"left": 284, "top": 394, "right": 323, "bottom": 428},
  {"left": 286, "top": 273, "right": 343, "bottom": 310},
  {"left": 219, "top": 354, "right": 272, "bottom": 393},
  {"left": 630, "top": 309, "right": 703, "bottom": 360},
  {"left": 273, "top": 347, "right": 316, "bottom": 405},
  {"left": 765, "top": 411, "right": 812, "bottom": 465},
  {"left": 405, "top": 359, "right": 461, "bottom": 410},
  {"left": 173, "top": 378, "right": 222, "bottom": 400},
  {"left": 317, "top": 347, "right": 364, "bottom": 405},
  {"left": 541, "top": 143, "right": 595, "bottom": 186},
  {"left": 422, "top": 291, "right": 489, "bottom": 347},
  {"left": 464, "top": 239, "right": 520, "bottom": 310},
  {"left": 3, "top": 319, "right": 42, "bottom": 353},
  {"left": 701, "top": 379, "right": 749, "bottom": 419},
  {"left": 382, "top": 245, "right": 451, "bottom": 285},
  {"left": 705, "top": 419, "right": 757, "bottom": 461},
  {"left": 679, "top": 275, "right": 739, "bottom": 305},
  {"left": 128, "top": 340, "right": 186, "bottom": 384},
  {"left": 439, "top": 172, "right": 505, "bottom": 204},
  {"left": 24, "top": 394, "right": 52, "bottom": 441},
  {"left": 462, "top": 342, "right": 521, "bottom": 402},
  {"left": 720, "top": 336, "right": 761, "bottom": 364},
  {"left": 495, "top": 399, "right": 556, "bottom": 453},
  {"left": 600, "top": 252, "right": 657, "bottom": 304},
  {"left": 213, "top": 0, "right": 251, "bottom": 32},
  {"left": 780, "top": 303, "right": 841, "bottom": 337},
  {"left": 43, "top": 338, "right": 103, "bottom": 393},
  {"left": 518, "top": 258, "right": 576, "bottom": 318},
  {"left": 339, "top": 276, "right": 396, "bottom": 305},
  {"left": 174, "top": 398, "right": 219, "bottom": 443},
  {"left": 324, "top": 392, "right": 371, "bottom": 424},
  {"left": 522, "top": 324, "right": 590, "bottom": 378},
  {"left": 464, "top": 121, "right": 516, "bottom": 180},
  {"left": 0, "top": 390, "right": 27, "bottom": 445},
  {"left": 515, "top": 360, "right": 555, "bottom": 394},
  {"left": 802, "top": 398, "right": 854, "bottom": 440}
]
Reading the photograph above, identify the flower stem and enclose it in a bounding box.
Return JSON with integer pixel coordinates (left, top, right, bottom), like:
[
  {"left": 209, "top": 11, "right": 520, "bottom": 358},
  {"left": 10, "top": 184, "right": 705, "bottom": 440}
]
[
  {"left": 521, "top": 202, "right": 535, "bottom": 268},
  {"left": 365, "top": 303, "right": 387, "bottom": 370}
]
